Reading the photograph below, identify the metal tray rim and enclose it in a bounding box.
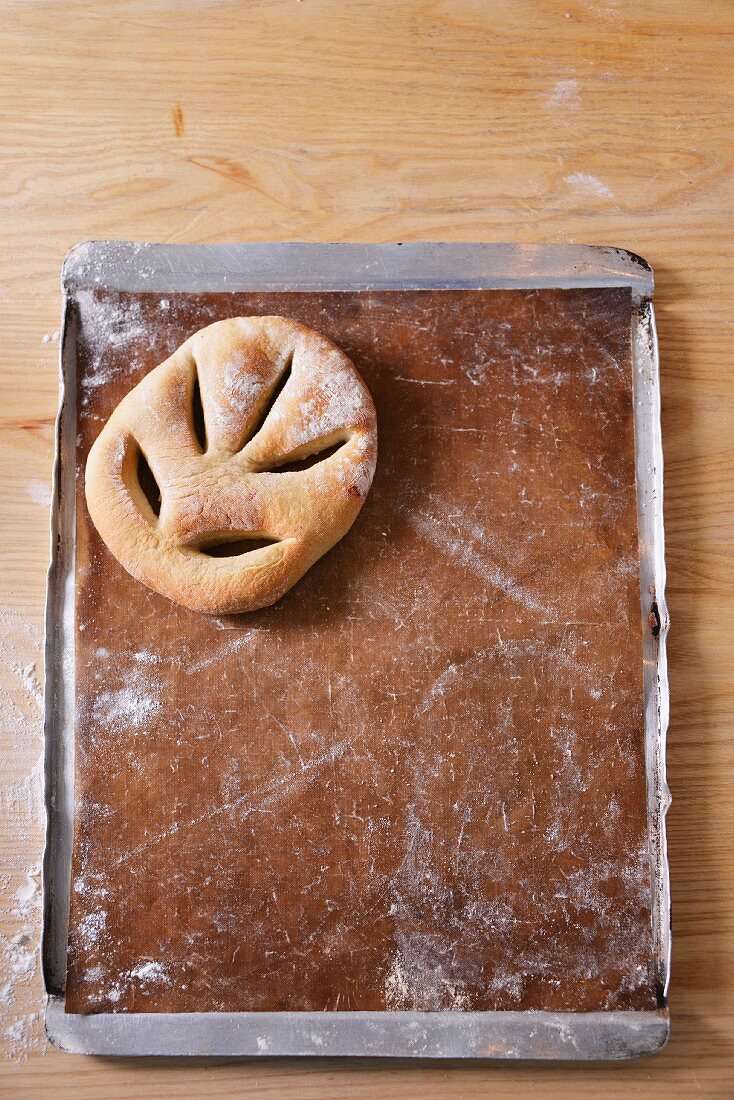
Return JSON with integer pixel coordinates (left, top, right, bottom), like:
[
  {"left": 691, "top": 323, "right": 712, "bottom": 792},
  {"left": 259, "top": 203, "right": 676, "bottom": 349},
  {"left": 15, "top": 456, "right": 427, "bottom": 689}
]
[
  {"left": 46, "top": 998, "right": 669, "bottom": 1059},
  {"left": 60, "top": 239, "right": 654, "bottom": 298}
]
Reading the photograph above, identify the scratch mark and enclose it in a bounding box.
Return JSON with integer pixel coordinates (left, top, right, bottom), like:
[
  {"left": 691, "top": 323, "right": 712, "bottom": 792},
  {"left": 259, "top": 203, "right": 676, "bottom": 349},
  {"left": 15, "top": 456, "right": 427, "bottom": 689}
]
[
  {"left": 393, "top": 376, "right": 455, "bottom": 386},
  {"left": 111, "top": 740, "right": 349, "bottom": 868},
  {"left": 187, "top": 155, "right": 290, "bottom": 209},
  {"left": 407, "top": 499, "right": 552, "bottom": 616},
  {"left": 187, "top": 633, "right": 255, "bottom": 673},
  {"left": 272, "top": 715, "right": 306, "bottom": 770}
]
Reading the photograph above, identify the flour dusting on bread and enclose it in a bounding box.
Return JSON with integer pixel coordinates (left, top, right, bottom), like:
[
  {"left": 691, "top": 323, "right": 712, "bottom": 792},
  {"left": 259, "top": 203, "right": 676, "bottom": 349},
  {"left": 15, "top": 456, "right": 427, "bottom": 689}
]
[{"left": 85, "top": 316, "right": 378, "bottom": 615}]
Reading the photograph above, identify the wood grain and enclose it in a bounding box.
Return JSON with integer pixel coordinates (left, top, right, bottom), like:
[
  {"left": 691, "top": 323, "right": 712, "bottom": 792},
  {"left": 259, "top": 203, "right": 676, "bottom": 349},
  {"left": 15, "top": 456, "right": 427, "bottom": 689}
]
[{"left": 0, "top": 0, "right": 732, "bottom": 1095}]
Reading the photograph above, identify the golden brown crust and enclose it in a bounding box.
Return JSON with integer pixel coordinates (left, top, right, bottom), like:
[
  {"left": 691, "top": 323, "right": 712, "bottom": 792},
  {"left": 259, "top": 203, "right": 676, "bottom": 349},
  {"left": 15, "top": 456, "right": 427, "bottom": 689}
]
[{"left": 84, "top": 316, "right": 377, "bottom": 614}]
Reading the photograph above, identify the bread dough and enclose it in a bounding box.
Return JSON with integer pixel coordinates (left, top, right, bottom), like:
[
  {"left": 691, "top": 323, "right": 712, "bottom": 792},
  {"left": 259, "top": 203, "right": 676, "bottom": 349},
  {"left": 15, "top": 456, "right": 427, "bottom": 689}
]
[{"left": 85, "top": 316, "right": 378, "bottom": 614}]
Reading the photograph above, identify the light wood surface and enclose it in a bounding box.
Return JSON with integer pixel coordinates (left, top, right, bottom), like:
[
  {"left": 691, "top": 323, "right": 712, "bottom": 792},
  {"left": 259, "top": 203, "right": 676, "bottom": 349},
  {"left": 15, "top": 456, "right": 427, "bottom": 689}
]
[{"left": 1, "top": 1, "right": 732, "bottom": 1096}]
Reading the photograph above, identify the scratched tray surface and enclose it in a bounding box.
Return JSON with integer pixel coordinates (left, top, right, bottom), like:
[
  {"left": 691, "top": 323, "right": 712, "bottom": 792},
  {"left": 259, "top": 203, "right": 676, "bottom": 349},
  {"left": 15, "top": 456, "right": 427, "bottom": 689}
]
[
  {"left": 64, "top": 281, "right": 655, "bottom": 1017},
  {"left": 43, "top": 243, "right": 669, "bottom": 1057}
]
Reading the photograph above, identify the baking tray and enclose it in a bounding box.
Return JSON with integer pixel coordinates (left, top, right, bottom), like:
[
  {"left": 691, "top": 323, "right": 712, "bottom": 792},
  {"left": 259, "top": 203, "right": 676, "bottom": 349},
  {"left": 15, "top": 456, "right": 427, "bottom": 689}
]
[{"left": 42, "top": 242, "right": 670, "bottom": 1058}]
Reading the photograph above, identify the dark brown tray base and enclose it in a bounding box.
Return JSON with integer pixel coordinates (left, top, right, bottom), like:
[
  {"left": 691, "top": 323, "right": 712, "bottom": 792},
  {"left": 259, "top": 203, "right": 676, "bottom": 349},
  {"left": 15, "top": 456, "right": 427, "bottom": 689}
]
[{"left": 67, "top": 286, "right": 653, "bottom": 1016}]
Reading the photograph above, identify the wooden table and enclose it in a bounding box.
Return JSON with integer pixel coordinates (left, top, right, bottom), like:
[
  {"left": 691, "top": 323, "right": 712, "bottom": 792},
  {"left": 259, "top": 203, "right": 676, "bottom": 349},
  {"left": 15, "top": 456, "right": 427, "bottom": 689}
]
[{"left": 1, "top": 1, "right": 732, "bottom": 1096}]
